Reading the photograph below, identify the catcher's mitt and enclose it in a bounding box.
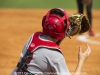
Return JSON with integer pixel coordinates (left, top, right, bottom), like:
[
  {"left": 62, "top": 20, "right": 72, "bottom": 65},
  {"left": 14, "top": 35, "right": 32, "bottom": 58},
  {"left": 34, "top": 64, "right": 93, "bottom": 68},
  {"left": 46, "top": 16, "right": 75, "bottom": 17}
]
[
  {"left": 69, "top": 13, "right": 90, "bottom": 36},
  {"left": 82, "top": 0, "right": 92, "bottom": 6}
]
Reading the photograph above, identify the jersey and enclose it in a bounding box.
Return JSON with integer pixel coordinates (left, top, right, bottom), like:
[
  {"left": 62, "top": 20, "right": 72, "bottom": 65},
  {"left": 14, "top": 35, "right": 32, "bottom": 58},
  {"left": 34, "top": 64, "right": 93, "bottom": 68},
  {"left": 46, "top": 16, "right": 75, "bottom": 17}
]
[{"left": 11, "top": 32, "right": 70, "bottom": 75}]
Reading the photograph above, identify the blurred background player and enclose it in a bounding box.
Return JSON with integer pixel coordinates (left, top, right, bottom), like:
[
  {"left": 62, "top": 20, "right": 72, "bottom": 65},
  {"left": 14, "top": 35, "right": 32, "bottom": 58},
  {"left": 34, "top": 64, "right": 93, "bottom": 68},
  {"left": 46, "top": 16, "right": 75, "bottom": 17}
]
[
  {"left": 76, "top": 0, "right": 95, "bottom": 36},
  {"left": 11, "top": 8, "right": 91, "bottom": 75}
]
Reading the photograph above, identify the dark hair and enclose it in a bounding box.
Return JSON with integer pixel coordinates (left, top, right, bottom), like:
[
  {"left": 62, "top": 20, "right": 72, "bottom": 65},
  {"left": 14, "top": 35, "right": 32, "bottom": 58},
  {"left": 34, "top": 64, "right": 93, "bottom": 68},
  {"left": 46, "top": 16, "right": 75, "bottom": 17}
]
[{"left": 50, "top": 9, "right": 64, "bottom": 17}]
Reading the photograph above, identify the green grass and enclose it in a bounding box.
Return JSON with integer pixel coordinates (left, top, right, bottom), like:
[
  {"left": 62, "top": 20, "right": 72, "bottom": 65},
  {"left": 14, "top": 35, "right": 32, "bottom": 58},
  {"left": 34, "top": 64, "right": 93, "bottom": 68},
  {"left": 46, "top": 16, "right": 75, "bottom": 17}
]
[
  {"left": 93, "top": 0, "right": 100, "bottom": 9},
  {"left": 0, "top": 0, "right": 99, "bottom": 9}
]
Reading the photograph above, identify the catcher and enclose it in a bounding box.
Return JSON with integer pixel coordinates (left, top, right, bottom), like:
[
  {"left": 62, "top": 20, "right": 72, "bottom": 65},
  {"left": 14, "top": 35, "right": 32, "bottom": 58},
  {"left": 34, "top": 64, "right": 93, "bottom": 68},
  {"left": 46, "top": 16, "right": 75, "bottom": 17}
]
[{"left": 11, "top": 8, "right": 91, "bottom": 75}]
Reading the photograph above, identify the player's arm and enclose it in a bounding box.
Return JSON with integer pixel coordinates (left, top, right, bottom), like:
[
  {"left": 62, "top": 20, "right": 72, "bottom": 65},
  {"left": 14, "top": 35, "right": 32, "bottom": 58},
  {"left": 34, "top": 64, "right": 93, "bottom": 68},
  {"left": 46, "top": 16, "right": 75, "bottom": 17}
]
[{"left": 72, "top": 44, "right": 91, "bottom": 75}]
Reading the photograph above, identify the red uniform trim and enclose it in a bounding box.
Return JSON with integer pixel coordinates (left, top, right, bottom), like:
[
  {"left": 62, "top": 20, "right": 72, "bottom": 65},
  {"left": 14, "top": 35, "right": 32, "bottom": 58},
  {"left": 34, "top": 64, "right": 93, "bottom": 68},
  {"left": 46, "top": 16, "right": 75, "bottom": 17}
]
[{"left": 27, "top": 32, "right": 62, "bottom": 52}]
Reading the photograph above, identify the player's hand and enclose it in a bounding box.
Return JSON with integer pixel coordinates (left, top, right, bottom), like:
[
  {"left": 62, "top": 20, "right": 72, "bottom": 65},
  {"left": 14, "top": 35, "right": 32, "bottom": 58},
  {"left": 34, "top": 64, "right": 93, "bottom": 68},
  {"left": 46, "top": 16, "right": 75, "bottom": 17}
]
[{"left": 78, "top": 44, "right": 91, "bottom": 63}]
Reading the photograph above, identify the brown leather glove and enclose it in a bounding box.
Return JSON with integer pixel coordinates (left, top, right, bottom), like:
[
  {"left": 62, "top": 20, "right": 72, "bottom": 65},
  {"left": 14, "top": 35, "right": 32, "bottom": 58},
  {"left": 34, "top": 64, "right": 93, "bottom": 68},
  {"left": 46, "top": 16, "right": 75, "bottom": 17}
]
[{"left": 69, "top": 13, "right": 90, "bottom": 36}]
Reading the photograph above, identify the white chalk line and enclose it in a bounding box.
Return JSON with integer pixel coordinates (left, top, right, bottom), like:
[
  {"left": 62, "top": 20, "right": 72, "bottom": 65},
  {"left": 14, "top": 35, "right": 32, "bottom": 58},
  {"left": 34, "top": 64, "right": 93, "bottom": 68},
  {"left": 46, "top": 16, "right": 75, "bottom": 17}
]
[{"left": 77, "top": 33, "right": 100, "bottom": 45}]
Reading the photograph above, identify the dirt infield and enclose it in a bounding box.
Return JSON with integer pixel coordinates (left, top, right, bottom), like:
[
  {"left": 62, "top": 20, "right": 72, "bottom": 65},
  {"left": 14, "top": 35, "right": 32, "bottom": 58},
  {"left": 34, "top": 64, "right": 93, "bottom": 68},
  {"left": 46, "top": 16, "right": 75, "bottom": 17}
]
[{"left": 0, "top": 9, "right": 100, "bottom": 75}]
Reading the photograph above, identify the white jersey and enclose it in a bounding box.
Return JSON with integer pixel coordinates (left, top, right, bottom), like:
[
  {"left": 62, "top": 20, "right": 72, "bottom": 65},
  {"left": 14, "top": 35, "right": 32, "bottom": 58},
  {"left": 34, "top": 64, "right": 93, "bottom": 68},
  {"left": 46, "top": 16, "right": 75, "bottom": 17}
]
[{"left": 11, "top": 32, "right": 70, "bottom": 75}]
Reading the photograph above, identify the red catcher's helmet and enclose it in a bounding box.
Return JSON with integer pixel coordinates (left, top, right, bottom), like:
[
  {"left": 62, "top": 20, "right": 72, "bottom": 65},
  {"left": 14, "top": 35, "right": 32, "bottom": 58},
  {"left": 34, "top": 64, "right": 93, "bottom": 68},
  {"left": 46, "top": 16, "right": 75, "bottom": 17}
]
[{"left": 42, "top": 8, "right": 70, "bottom": 40}]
